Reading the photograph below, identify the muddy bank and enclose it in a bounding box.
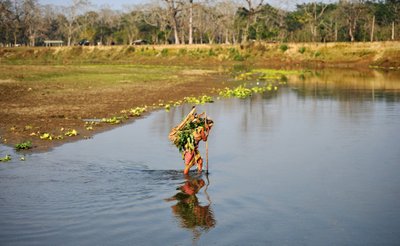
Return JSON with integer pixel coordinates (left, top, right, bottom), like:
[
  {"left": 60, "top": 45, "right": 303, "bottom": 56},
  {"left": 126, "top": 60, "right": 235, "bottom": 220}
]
[{"left": 0, "top": 65, "right": 229, "bottom": 152}]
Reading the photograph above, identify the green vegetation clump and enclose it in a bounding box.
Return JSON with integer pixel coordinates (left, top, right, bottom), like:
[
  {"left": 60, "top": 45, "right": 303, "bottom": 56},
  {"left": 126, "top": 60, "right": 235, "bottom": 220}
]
[
  {"left": 298, "top": 46, "right": 306, "bottom": 54},
  {"left": 219, "top": 86, "right": 251, "bottom": 99},
  {"left": 178, "top": 48, "right": 187, "bottom": 56},
  {"left": 161, "top": 48, "right": 169, "bottom": 57},
  {"left": 219, "top": 83, "right": 279, "bottom": 99},
  {"left": 39, "top": 132, "right": 64, "bottom": 140},
  {"left": 128, "top": 106, "right": 147, "bottom": 116},
  {"left": 101, "top": 116, "right": 124, "bottom": 124},
  {"left": 40, "top": 133, "right": 53, "bottom": 140},
  {"left": 64, "top": 129, "right": 78, "bottom": 137},
  {"left": 228, "top": 48, "right": 245, "bottom": 61},
  {"left": 184, "top": 95, "right": 214, "bottom": 104},
  {"left": 0, "top": 155, "right": 11, "bottom": 162},
  {"left": 15, "top": 141, "right": 32, "bottom": 150},
  {"left": 173, "top": 116, "right": 211, "bottom": 153},
  {"left": 279, "top": 44, "right": 289, "bottom": 52},
  {"left": 208, "top": 49, "right": 216, "bottom": 57},
  {"left": 125, "top": 46, "right": 135, "bottom": 53}
]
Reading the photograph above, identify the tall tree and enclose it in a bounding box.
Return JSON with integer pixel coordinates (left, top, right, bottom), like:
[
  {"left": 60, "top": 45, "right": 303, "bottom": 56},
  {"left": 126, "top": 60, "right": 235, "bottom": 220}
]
[
  {"left": 241, "top": 0, "right": 264, "bottom": 42},
  {"left": 164, "top": 0, "right": 182, "bottom": 44},
  {"left": 301, "top": 1, "right": 328, "bottom": 42},
  {"left": 388, "top": 0, "right": 399, "bottom": 40},
  {"left": 22, "top": 0, "right": 42, "bottom": 46},
  {"left": 188, "top": 0, "right": 193, "bottom": 44},
  {"left": 0, "top": 0, "right": 14, "bottom": 46},
  {"left": 63, "top": 0, "right": 90, "bottom": 46},
  {"left": 338, "top": 0, "right": 366, "bottom": 42}
]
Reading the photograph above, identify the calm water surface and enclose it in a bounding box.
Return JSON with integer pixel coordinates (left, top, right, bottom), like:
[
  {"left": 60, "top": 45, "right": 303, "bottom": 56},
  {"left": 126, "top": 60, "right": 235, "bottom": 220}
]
[{"left": 1, "top": 69, "right": 400, "bottom": 245}]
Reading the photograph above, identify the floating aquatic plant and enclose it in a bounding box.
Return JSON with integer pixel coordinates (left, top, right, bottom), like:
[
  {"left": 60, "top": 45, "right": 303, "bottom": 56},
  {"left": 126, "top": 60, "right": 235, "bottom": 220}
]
[
  {"left": 101, "top": 117, "right": 122, "bottom": 124},
  {"left": 15, "top": 141, "right": 32, "bottom": 150},
  {"left": 40, "top": 133, "right": 53, "bottom": 140},
  {"left": 184, "top": 95, "right": 213, "bottom": 104},
  {"left": 64, "top": 129, "right": 78, "bottom": 137},
  {"left": 0, "top": 155, "right": 11, "bottom": 162},
  {"left": 129, "top": 106, "right": 146, "bottom": 116}
]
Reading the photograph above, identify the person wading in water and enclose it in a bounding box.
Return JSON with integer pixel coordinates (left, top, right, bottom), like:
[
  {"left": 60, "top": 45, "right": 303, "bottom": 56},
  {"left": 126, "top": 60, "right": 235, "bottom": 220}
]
[{"left": 169, "top": 107, "right": 213, "bottom": 175}]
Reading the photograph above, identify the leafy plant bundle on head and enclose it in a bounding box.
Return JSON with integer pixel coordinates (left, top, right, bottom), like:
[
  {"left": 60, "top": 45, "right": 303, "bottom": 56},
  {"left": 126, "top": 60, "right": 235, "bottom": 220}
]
[{"left": 169, "top": 107, "right": 213, "bottom": 153}]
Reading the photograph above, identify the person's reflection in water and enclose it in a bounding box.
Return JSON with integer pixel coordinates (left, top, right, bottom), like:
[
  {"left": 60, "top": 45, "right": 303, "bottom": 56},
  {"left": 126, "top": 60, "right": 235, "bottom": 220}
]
[{"left": 165, "top": 174, "right": 216, "bottom": 241}]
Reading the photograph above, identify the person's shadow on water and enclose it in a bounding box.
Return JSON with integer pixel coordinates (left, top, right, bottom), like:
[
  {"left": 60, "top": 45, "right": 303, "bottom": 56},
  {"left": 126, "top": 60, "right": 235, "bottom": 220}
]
[{"left": 165, "top": 174, "right": 216, "bottom": 241}]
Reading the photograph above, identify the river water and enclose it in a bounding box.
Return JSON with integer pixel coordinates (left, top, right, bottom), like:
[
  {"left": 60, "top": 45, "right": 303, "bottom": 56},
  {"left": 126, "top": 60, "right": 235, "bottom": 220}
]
[{"left": 1, "top": 69, "right": 400, "bottom": 245}]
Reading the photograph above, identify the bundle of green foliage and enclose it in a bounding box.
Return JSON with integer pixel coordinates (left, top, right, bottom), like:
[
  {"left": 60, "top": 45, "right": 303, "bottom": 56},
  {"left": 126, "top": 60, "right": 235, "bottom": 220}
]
[{"left": 169, "top": 107, "right": 213, "bottom": 153}]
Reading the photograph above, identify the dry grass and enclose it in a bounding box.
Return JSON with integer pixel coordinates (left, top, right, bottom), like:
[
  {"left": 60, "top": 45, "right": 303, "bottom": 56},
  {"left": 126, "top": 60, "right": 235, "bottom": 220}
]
[{"left": 1, "top": 41, "right": 398, "bottom": 68}]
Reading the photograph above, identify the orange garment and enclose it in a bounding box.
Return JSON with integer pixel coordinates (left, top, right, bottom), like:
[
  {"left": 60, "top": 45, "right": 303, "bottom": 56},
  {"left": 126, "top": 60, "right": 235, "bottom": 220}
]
[{"left": 183, "top": 125, "right": 210, "bottom": 174}]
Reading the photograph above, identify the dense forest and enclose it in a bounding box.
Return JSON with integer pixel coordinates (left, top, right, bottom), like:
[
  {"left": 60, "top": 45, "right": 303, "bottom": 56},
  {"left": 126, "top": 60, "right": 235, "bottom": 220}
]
[{"left": 0, "top": 0, "right": 399, "bottom": 47}]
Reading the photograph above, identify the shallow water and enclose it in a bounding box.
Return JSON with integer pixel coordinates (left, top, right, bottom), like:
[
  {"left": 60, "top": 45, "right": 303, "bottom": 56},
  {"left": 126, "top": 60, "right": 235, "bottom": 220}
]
[{"left": 1, "top": 69, "right": 400, "bottom": 245}]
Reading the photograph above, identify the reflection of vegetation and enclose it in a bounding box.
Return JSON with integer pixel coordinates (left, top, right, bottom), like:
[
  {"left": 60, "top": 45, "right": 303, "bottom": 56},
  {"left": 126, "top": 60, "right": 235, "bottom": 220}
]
[
  {"left": 288, "top": 69, "right": 400, "bottom": 102},
  {"left": 166, "top": 176, "right": 215, "bottom": 241}
]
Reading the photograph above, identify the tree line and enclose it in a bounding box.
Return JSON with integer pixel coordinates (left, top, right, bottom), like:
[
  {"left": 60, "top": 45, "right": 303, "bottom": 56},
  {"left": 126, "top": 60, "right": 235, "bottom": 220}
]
[{"left": 0, "top": 0, "right": 399, "bottom": 47}]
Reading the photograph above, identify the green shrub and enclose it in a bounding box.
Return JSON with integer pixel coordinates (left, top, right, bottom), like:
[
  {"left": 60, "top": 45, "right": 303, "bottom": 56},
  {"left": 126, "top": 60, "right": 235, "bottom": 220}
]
[
  {"left": 228, "top": 48, "right": 245, "bottom": 61},
  {"left": 314, "top": 51, "right": 321, "bottom": 57},
  {"left": 208, "top": 48, "right": 216, "bottom": 56},
  {"left": 279, "top": 44, "right": 289, "bottom": 52},
  {"left": 298, "top": 46, "right": 306, "bottom": 54},
  {"left": 161, "top": 48, "right": 169, "bottom": 57},
  {"left": 233, "top": 53, "right": 245, "bottom": 61},
  {"left": 126, "top": 46, "right": 135, "bottom": 53},
  {"left": 178, "top": 48, "right": 187, "bottom": 56}
]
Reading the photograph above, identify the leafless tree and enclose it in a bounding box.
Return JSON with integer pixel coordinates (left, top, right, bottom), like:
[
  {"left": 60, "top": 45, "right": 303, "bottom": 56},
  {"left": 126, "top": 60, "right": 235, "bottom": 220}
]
[
  {"left": 163, "top": 0, "right": 183, "bottom": 44},
  {"left": 63, "top": 0, "right": 90, "bottom": 46},
  {"left": 215, "top": 0, "right": 238, "bottom": 44},
  {"left": 302, "top": 1, "right": 328, "bottom": 42},
  {"left": 0, "top": 0, "right": 14, "bottom": 46},
  {"left": 338, "top": 0, "right": 365, "bottom": 42},
  {"left": 141, "top": 3, "right": 171, "bottom": 44}
]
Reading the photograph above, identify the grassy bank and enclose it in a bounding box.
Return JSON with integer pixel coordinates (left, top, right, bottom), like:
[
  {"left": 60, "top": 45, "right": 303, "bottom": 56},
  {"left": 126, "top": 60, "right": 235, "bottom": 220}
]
[{"left": 1, "top": 42, "right": 400, "bottom": 69}]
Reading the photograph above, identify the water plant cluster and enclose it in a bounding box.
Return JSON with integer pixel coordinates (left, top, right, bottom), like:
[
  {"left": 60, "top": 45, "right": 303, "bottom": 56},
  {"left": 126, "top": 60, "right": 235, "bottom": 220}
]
[
  {"left": 14, "top": 141, "right": 32, "bottom": 150},
  {"left": 0, "top": 154, "right": 12, "bottom": 162},
  {"left": 183, "top": 95, "right": 214, "bottom": 104},
  {"left": 218, "top": 84, "right": 278, "bottom": 99}
]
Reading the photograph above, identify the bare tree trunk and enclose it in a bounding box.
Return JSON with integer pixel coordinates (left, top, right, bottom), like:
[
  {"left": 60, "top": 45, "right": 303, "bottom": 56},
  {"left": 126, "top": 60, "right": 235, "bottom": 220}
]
[
  {"left": 13, "top": 31, "right": 17, "bottom": 46},
  {"left": 392, "top": 21, "right": 395, "bottom": 41},
  {"left": 348, "top": 19, "right": 355, "bottom": 42},
  {"left": 173, "top": 20, "right": 180, "bottom": 44},
  {"left": 188, "top": 0, "right": 193, "bottom": 45},
  {"left": 334, "top": 21, "right": 338, "bottom": 42},
  {"left": 165, "top": 0, "right": 181, "bottom": 44},
  {"left": 370, "top": 15, "right": 375, "bottom": 42},
  {"left": 349, "top": 28, "right": 354, "bottom": 42}
]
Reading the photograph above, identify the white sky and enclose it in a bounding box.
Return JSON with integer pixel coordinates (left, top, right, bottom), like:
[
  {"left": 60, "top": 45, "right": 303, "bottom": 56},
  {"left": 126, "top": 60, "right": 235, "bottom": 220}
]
[{"left": 39, "top": 0, "right": 337, "bottom": 11}]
